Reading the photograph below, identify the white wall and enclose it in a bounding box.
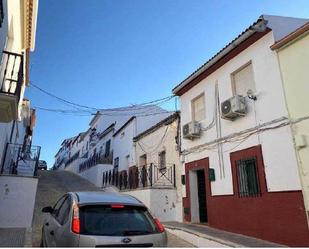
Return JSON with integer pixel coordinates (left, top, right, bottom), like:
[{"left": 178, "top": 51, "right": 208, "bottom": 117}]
[
  {"left": 0, "top": 176, "right": 38, "bottom": 228},
  {"left": 134, "top": 119, "right": 184, "bottom": 221},
  {"left": 113, "top": 121, "right": 136, "bottom": 171},
  {"left": 79, "top": 164, "right": 114, "bottom": 188},
  {"left": 126, "top": 188, "right": 181, "bottom": 222},
  {"left": 180, "top": 32, "right": 300, "bottom": 195}
]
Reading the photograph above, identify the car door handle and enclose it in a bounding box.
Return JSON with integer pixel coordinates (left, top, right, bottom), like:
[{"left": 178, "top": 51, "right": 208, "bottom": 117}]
[
  {"left": 45, "top": 222, "right": 49, "bottom": 226},
  {"left": 50, "top": 231, "right": 54, "bottom": 236}
]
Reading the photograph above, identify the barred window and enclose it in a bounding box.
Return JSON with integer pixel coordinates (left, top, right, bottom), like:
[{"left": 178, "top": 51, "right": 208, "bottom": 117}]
[{"left": 236, "top": 157, "right": 260, "bottom": 197}]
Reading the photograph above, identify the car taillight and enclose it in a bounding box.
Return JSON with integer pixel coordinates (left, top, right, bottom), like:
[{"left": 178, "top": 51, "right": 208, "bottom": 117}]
[
  {"left": 154, "top": 218, "right": 165, "bottom": 233},
  {"left": 72, "top": 203, "right": 80, "bottom": 234}
]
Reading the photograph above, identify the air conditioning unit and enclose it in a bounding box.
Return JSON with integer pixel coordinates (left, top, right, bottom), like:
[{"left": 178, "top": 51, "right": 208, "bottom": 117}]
[
  {"left": 221, "top": 95, "right": 247, "bottom": 120},
  {"left": 183, "top": 121, "right": 201, "bottom": 140}
]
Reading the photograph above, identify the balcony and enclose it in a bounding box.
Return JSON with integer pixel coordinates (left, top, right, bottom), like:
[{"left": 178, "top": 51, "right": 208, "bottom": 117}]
[
  {"left": 0, "top": 143, "right": 41, "bottom": 177},
  {"left": 102, "top": 163, "right": 176, "bottom": 190},
  {"left": 79, "top": 152, "right": 113, "bottom": 173},
  {"left": 0, "top": 51, "right": 24, "bottom": 122}
]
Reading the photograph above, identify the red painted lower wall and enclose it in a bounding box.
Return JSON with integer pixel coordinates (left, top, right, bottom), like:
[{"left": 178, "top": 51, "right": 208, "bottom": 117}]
[
  {"left": 184, "top": 145, "right": 309, "bottom": 247},
  {"left": 206, "top": 191, "right": 309, "bottom": 247}
]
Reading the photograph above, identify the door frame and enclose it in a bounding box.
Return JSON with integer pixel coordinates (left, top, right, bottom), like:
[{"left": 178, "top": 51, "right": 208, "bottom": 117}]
[{"left": 184, "top": 157, "right": 210, "bottom": 223}]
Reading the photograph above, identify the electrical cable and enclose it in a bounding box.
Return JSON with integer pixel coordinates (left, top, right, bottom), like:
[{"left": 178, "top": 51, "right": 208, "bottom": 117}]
[
  {"left": 137, "top": 126, "right": 169, "bottom": 154},
  {"left": 30, "top": 82, "right": 175, "bottom": 113}
]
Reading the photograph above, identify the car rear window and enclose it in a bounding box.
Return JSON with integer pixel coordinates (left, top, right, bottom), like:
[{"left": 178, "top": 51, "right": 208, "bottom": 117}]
[{"left": 79, "top": 205, "right": 158, "bottom": 236}]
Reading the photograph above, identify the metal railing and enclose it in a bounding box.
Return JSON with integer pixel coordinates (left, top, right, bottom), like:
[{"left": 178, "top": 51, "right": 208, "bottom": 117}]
[
  {"left": 102, "top": 163, "right": 176, "bottom": 190},
  {"left": 65, "top": 151, "right": 80, "bottom": 167},
  {"left": 236, "top": 157, "right": 261, "bottom": 197},
  {"left": 0, "top": 51, "right": 24, "bottom": 103},
  {"left": 79, "top": 152, "right": 113, "bottom": 172},
  {"left": 0, "top": 143, "right": 41, "bottom": 177}
]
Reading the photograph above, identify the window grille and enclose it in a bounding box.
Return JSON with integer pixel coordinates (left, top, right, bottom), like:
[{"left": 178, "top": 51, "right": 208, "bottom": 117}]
[{"left": 236, "top": 157, "right": 261, "bottom": 197}]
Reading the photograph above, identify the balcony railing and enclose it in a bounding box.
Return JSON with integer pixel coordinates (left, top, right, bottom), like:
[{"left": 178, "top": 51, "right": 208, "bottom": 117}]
[
  {"left": 0, "top": 143, "right": 41, "bottom": 177},
  {"left": 64, "top": 151, "right": 80, "bottom": 167},
  {"left": 102, "top": 163, "right": 176, "bottom": 190},
  {"left": 79, "top": 152, "right": 113, "bottom": 173},
  {"left": 0, "top": 51, "right": 24, "bottom": 102}
]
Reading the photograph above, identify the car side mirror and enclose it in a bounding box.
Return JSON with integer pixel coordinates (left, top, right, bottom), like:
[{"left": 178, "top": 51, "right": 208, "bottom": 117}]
[{"left": 42, "top": 206, "right": 53, "bottom": 213}]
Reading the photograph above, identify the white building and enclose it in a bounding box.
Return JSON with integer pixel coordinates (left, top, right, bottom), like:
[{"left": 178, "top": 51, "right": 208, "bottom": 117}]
[
  {"left": 131, "top": 112, "right": 183, "bottom": 222},
  {"left": 55, "top": 106, "right": 185, "bottom": 221},
  {"left": 0, "top": 0, "right": 39, "bottom": 230},
  {"left": 172, "top": 15, "right": 309, "bottom": 246}
]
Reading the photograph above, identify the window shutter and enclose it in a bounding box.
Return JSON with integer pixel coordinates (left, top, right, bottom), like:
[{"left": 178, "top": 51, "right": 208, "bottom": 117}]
[
  {"left": 233, "top": 63, "right": 255, "bottom": 96},
  {"left": 192, "top": 94, "right": 205, "bottom": 121}
]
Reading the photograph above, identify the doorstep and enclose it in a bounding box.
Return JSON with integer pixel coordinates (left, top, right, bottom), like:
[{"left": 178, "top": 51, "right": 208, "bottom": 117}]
[{"left": 163, "top": 222, "right": 285, "bottom": 248}]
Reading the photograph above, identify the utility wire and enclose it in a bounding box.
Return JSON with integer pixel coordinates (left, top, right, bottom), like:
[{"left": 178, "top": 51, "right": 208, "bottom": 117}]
[
  {"left": 33, "top": 106, "right": 174, "bottom": 117},
  {"left": 30, "top": 82, "right": 175, "bottom": 112}
]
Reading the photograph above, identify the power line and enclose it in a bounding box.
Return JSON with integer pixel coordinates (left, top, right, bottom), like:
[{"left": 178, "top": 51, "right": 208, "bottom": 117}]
[
  {"left": 30, "top": 82, "right": 175, "bottom": 112},
  {"left": 33, "top": 106, "right": 174, "bottom": 117}
]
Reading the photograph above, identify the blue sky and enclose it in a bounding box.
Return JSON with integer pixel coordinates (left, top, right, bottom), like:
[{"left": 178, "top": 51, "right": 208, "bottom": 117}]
[{"left": 26, "top": 0, "right": 309, "bottom": 167}]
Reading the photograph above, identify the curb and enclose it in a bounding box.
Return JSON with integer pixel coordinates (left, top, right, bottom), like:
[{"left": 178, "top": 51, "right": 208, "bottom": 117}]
[
  {"left": 24, "top": 228, "right": 33, "bottom": 247},
  {"left": 165, "top": 225, "right": 243, "bottom": 248}
]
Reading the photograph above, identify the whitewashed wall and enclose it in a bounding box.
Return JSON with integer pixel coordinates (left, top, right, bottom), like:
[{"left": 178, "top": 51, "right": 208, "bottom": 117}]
[
  {"left": 79, "top": 164, "right": 114, "bottom": 188},
  {"left": 113, "top": 121, "right": 136, "bottom": 171},
  {"left": 134, "top": 119, "right": 184, "bottom": 221},
  {"left": 0, "top": 176, "right": 38, "bottom": 228},
  {"left": 180, "top": 31, "right": 300, "bottom": 195},
  {"left": 126, "top": 188, "right": 181, "bottom": 222}
]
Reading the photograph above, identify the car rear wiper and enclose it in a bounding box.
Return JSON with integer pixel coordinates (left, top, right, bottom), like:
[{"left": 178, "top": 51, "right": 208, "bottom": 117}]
[{"left": 122, "top": 230, "right": 152, "bottom": 236}]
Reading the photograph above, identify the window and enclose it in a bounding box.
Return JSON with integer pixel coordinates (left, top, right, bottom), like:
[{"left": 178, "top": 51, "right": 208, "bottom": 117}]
[
  {"left": 236, "top": 157, "right": 260, "bottom": 197},
  {"left": 126, "top": 155, "right": 130, "bottom": 168},
  {"left": 79, "top": 205, "right": 157, "bottom": 236},
  {"left": 105, "top": 140, "right": 111, "bottom": 157},
  {"left": 139, "top": 154, "right": 147, "bottom": 166},
  {"left": 191, "top": 94, "right": 205, "bottom": 122},
  {"left": 158, "top": 151, "right": 166, "bottom": 170},
  {"left": 114, "top": 157, "right": 119, "bottom": 169},
  {"left": 57, "top": 197, "right": 71, "bottom": 225},
  {"left": 232, "top": 63, "right": 255, "bottom": 96},
  {"left": 52, "top": 195, "right": 67, "bottom": 219}
]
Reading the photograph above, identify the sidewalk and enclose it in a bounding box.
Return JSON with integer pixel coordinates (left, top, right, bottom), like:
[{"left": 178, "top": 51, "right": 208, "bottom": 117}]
[
  {"left": 164, "top": 222, "right": 285, "bottom": 248},
  {"left": 0, "top": 228, "right": 26, "bottom": 247}
]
